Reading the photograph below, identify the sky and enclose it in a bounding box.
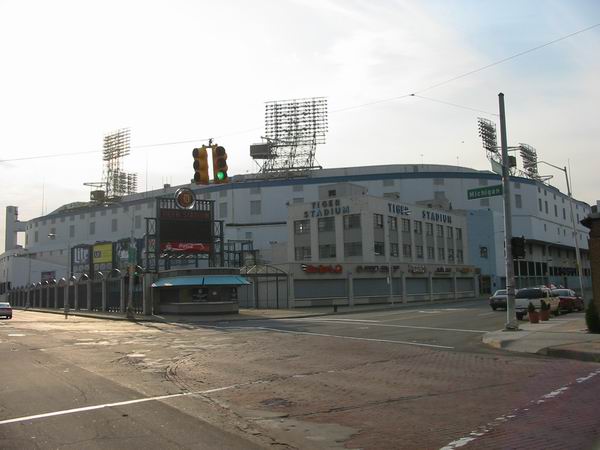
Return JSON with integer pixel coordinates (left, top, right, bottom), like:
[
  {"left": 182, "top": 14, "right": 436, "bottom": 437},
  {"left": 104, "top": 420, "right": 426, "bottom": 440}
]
[{"left": 1, "top": 0, "right": 599, "bottom": 252}]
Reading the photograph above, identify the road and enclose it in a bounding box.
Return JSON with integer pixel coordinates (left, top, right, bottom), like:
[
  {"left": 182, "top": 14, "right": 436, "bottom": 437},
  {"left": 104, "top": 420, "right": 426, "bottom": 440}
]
[{"left": 1, "top": 301, "right": 599, "bottom": 449}]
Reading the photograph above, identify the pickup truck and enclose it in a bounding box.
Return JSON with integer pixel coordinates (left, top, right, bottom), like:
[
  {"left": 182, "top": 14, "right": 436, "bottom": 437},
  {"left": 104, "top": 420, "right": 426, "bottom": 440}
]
[{"left": 515, "top": 287, "right": 560, "bottom": 320}]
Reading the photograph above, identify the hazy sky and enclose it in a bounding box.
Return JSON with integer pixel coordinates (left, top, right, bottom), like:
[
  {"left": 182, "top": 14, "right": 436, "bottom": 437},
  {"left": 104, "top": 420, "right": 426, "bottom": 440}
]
[{"left": 1, "top": 0, "right": 599, "bottom": 252}]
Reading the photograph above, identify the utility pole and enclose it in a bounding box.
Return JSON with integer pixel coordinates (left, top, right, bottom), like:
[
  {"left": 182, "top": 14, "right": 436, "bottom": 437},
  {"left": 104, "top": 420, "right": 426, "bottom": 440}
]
[{"left": 499, "top": 93, "right": 518, "bottom": 331}]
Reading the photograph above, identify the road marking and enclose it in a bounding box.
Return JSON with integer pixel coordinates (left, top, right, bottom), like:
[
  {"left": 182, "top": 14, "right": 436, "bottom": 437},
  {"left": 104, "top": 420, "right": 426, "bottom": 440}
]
[
  {"left": 0, "top": 383, "right": 243, "bottom": 426},
  {"left": 7, "top": 334, "right": 26, "bottom": 337},
  {"left": 213, "top": 325, "right": 454, "bottom": 349},
  {"left": 289, "top": 318, "right": 487, "bottom": 334},
  {"left": 478, "top": 312, "right": 495, "bottom": 317},
  {"left": 439, "top": 367, "right": 600, "bottom": 450},
  {"left": 307, "top": 318, "right": 381, "bottom": 323}
]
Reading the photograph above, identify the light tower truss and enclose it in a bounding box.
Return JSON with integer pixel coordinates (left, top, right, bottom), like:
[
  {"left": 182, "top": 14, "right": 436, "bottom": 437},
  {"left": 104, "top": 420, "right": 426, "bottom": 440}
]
[{"left": 253, "top": 97, "right": 328, "bottom": 176}]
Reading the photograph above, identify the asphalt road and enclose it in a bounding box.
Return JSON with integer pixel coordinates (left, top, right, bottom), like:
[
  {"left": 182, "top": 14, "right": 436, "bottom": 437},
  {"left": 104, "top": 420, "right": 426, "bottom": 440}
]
[{"left": 1, "top": 301, "right": 599, "bottom": 450}]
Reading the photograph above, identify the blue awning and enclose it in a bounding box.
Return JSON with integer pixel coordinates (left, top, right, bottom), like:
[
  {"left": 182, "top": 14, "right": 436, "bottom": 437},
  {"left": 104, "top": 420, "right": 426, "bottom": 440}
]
[{"left": 152, "top": 275, "right": 250, "bottom": 288}]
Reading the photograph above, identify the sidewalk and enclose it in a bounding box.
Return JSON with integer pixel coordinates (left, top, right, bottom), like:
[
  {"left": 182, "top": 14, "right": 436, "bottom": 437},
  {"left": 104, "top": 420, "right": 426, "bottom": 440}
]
[
  {"left": 16, "top": 296, "right": 484, "bottom": 324},
  {"left": 483, "top": 313, "right": 600, "bottom": 363}
]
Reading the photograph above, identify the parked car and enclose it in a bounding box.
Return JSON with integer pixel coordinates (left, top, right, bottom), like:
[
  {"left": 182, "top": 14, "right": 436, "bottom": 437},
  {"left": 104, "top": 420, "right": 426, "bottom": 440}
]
[
  {"left": 515, "top": 287, "right": 560, "bottom": 320},
  {"left": 0, "top": 302, "right": 12, "bottom": 319},
  {"left": 489, "top": 289, "right": 508, "bottom": 310},
  {"left": 551, "top": 289, "right": 584, "bottom": 313}
]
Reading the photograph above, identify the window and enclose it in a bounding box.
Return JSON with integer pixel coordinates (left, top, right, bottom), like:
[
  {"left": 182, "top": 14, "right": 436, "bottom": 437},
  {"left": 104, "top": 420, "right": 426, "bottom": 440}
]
[
  {"left": 479, "top": 179, "right": 488, "bottom": 186},
  {"left": 69, "top": 225, "right": 75, "bottom": 238},
  {"left": 90, "top": 212, "right": 96, "bottom": 218},
  {"left": 388, "top": 217, "right": 397, "bottom": 231},
  {"left": 554, "top": 205, "right": 558, "bottom": 217},
  {"left": 89, "top": 222, "right": 96, "bottom": 235},
  {"left": 250, "top": 187, "right": 261, "bottom": 195},
  {"left": 383, "top": 179, "right": 395, "bottom": 186},
  {"left": 558, "top": 227, "right": 560, "bottom": 235},
  {"left": 544, "top": 190, "right": 547, "bottom": 196},
  {"left": 112, "top": 219, "right": 118, "bottom": 232},
  {"left": 294, "top": 246, "right": 311, "bottom": 260},
  {"left": 111, "top": 208, "right": 118, "bottom": 214},
  {"left": 401, "top": 218, "right": 411, "bottom": 233},
  {"left": 319, "top": 244, "right": 336, "bottom": 259},
  {"left": 438, "top": 247, "right": 445, "bottom": 260},
  {"left": 457, "top": 249, "right": 463, "bottom": 263},
  {"left": 293, "top": 185, "right": 304, "bottom": 192},
  {"left": 563, "top": 208, "right": 566, "bottom": 220},
  {"left": 219, "top": 190, "right": 227, "bottom": 198},
  {"left": 480, "top": 247, "right": 488, "bottom": 258},
  {"left": 219, "top": 202, "right": 227, "bottom": 218},
  {"left": 515, "top": 194, "right": 522, "bottom": 209},
  {"left": 318, "top": 217, "right": 335, "bottom": 232},
  {"left": 544, "top": 224, "right": 547, "bottom": 232},
  {"left": 448, "top": 249, "right": 454, "bottom": 262},
  {"left": 374, "top": 214, "right": 384, "bottom": 229},
  {"left": 456, "top": 228, "right": 462, "bottom": 240},
  {"left": 446, "top": 226, "right": 453, "bottom": 239},
  {"left": 514, "top": 182, "right": 521, "bottom": 189},
  {"left": 436, "top": 224, "right": 444, "bottom": 238},
  {"left": 135, "top": 215, "right": 142, "bottom": 229},
  {"left": 416, "top": 245, "right": 424, "bottom": 259},
  {"left": 427, "top": 246, "right": 435, "bottom": 259},
  {"left": 292, "top": 197, "right": 304, "bottom": 204},
  {"left": 414, "top": 221, "right": 423, "bottom": 235},
  {"left": 294, "top": 220, "right": 310, "bottom": 234},
  {"left": 50, "top": 227, "right": 56, "bottom": 236},
  {"left": 538, "top": 199, "right": 543, "bottom": 212},
  {"left": 344, "top": 242, "right": 362, "bottom": 257},
  {"left": 69, "top": 215, "right": 74, "bottom": 221},
  {"left": 34, "top": 231, "right": 39, "bottom": 242},
  {"left": 480, "top": 198, "right": 489, "bottom": 207},
  {"left": 123, "top": 206, "right": 129, "bottom": 212},
  {"left": 343, "top": 214, "right": 361, "bottom": 229},
  {"left": 403, "top": 244, "right": 412, "bottom": 257},
  {"left": 426, "top": 223, "right": 433, "bottom": 236},
  {"left": 245, "top": 232, "right": 253, "bottom": 240},
  {"left": 135, "top": 204, "right": 141, "bottom": 211},
  {"left": 328, "top": 189, "right": 336, "bottom": 197},
  {"left": 390, "top": 243, "right": 399, "bottom": 257},
  {"left": 79, "top": 214, "right": 85, "bottom": 219},
  {"left": 544, "top": 201, "right": 548, "bottom": 214},
  {"left": 51, "top": 218, "right": 56, "bottom": 224},
  {"left": 434, "top": 178, "right": 445, "bottom": 185},
  {"left": 374, "top": 241, "right": 385, "bottom": 256},
  {"left": 100, "top": 210, "right": 106, "bottom": 216},
  {"left": 60, "top": 217, "right": 65, "bottom": 222},
  {"left": 250, "top": 200, "right": 261, "bottom": 215}
]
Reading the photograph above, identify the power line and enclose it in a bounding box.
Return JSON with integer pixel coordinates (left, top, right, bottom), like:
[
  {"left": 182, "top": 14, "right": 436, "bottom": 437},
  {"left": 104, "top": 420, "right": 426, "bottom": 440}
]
[
  {"left": 410, "top": 94, "right": 499, "bottom": 116},
  {"left": 1, "top": 22, "right": 597, "bottom": 164}
]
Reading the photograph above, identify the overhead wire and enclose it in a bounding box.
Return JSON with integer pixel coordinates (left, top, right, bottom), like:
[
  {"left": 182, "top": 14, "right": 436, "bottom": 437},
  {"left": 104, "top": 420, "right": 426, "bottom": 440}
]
[{"left": 1, "top": 22, "right": 598, "bottom": 164}]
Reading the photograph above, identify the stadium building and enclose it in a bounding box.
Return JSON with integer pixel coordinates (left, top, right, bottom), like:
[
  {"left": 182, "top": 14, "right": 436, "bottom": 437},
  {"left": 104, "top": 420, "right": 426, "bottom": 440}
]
[{"left": 0, "top": 163, "right": 593, "bottom": 305}]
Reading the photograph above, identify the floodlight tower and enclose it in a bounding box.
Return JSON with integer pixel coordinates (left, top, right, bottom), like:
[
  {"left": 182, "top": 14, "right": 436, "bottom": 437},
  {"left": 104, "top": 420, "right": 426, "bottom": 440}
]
[{"left": 251, "top": 97, "right": 328, "bottom": 177}]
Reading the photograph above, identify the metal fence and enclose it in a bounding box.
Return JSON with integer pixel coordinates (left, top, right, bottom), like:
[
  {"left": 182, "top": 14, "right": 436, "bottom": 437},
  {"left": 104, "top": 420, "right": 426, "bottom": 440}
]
[{"left": 7, "top": 270, "right": 147, "bottom": 315}]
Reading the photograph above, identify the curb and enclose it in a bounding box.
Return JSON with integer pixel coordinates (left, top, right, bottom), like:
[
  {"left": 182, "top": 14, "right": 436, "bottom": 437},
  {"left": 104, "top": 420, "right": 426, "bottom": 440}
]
[
  {"left": 15, "top": 297, "right": 485, "bottom": 324},
  {"left": 539, "top": 346, "right": 600, "bottom": 363}
]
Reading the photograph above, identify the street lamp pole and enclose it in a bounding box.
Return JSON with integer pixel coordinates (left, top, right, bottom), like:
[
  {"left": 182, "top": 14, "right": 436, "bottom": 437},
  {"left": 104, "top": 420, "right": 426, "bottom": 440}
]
[
  {"left": 498, "top": 93, "right": 518, "bottom": 331},
  {"left": 126, "top": 214, "right": 136, "bottom": 319},
  {"left": 538, "top": 161, "right": 585, "bottom": 297}
]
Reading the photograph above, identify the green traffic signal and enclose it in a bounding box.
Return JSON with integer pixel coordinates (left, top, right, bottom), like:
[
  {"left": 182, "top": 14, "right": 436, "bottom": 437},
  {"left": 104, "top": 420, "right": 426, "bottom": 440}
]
[{"left": 217, "top": 171, "right": 226, "bottom": 181}]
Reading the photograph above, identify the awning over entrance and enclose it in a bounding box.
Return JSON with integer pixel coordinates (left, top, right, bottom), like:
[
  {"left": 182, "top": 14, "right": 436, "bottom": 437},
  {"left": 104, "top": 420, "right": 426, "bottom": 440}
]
[{"left": 152, "top": 275, "right": 250, "bottom": 288}]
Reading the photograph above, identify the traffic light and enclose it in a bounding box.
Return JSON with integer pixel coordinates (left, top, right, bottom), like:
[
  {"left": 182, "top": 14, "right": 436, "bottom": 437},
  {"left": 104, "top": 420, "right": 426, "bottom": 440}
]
[
  {"left": 192, "top": 146, "right": 209, "bottom": 185},
  {"left": 511, "top": 236, "right": 526, "bottom": 259},
  {"left": 212, "top": 144, "right": 228, "bottom": 183}
]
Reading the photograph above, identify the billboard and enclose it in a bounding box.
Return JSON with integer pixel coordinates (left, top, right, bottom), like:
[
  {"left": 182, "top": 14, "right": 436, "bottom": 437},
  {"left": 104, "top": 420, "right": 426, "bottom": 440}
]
[
  {"left": 72, "top": 245, "right": 92, "bottom": 277},
  {"left": 92, "top": 242, "right": 113, "bottom": 273},
  {"left": 159, "top": 209, "right": 212, "bottom": 253}
]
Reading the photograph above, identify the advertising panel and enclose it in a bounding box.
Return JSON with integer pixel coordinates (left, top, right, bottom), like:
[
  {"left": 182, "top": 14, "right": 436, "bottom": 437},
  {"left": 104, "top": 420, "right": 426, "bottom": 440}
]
[{"left": 159, "top": 209, "right": 212, "bottom": 253}]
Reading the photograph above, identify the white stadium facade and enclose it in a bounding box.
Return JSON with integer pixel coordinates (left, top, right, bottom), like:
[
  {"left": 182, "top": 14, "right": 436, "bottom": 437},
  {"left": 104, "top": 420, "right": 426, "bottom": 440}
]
[{"left": 0, "top": 163, "right": 594, "bottom": 306}]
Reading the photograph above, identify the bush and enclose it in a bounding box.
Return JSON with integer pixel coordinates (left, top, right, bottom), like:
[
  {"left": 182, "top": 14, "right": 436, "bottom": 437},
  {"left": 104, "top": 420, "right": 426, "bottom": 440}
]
[{"left": 586, "top": 301, "right": 600, "bottom": 334}]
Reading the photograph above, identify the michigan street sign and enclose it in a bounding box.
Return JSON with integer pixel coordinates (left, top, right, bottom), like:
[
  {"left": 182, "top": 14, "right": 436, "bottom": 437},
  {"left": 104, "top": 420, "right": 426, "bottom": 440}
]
[{"left": 467, "top": 184, "right": 503, "bottom": 200}]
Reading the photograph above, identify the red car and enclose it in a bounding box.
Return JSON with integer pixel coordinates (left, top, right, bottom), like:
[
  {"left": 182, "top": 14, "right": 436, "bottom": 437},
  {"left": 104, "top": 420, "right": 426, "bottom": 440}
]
[
  {"left": 551, "top": 289, "right": 584, "bottom": 313},
  {"left": 0, "top": 302, "right": 12, "bottom": 319}
]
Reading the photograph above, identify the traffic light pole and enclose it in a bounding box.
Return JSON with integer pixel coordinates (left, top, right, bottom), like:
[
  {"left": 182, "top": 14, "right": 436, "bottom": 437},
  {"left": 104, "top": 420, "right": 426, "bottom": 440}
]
[{"left": 499, "top": 93, "right": 518, "bottom": 331}]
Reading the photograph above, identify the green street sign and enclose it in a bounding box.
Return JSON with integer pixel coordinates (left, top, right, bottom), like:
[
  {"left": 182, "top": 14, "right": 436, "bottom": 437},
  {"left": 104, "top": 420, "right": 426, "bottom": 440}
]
[{"left": 467, "top": 184, "right": 503, "bottom": 200}]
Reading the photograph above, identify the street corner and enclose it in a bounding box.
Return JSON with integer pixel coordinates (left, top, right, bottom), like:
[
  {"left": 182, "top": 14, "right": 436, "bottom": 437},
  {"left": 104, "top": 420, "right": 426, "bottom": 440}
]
[
  {"left": 541, "top": 341, "right": 600, "bottom": 363},
  {"left": 481, "top": 329, "right": 532, "bottom": 350}
]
